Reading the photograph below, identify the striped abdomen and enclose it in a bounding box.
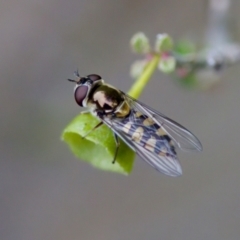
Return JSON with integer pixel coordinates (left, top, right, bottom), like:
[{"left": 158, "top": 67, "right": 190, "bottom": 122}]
[{"left": 118, "top": 110, "right": 176, "bottom": 157}]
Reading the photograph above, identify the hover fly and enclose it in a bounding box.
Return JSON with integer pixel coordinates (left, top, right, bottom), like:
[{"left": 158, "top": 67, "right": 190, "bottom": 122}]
[{"left": 68, "top": 71, "right": 202, "bottom": 177}]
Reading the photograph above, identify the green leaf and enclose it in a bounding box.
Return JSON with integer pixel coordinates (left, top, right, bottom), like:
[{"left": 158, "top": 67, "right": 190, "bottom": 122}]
[{"left": 62, "top": 112, "right": 135, "bottom": 174}]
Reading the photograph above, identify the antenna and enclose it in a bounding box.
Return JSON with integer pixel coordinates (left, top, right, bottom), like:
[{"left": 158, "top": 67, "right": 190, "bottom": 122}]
[{"left": 67, "top": 78, "right": 78, "bottom": 83}]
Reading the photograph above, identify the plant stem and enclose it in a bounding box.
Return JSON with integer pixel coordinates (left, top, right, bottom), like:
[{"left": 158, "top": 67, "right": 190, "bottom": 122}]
[{"left": 128, "top": 54, "right": 160, "bottom": 98}]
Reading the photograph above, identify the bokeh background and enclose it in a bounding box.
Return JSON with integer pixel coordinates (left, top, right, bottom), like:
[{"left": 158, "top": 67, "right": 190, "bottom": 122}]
[{"left": 1, "top": 0, "right": 240, "bottom": 240}]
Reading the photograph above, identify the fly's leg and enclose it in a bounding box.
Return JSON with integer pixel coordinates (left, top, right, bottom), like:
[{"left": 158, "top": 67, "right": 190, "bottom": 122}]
[
  {"left": 112, "top": 133, "right": 120, "bottom": 164},
  {"left": 82, "top": 109, "right": 107, "bottom": 139},
  {"left": 82, "top": 121, "right": 103, "bottom": 139},
  {"left": 94, "top": 109, "right": 120, "bottom": 164}
]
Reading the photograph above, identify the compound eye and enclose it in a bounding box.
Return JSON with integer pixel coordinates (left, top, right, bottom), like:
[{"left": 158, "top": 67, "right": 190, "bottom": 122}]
[
  {"left": 74, "top": 86, "right": 88, "bottom": 106},
  {"left": 87, "top": 74, "right": 101, "bottom": 82}
]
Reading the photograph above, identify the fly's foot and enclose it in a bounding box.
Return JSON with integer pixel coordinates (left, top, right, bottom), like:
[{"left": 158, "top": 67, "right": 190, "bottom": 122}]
[{"left": 95, "top": 109, "right": 105, "bottom": 119}]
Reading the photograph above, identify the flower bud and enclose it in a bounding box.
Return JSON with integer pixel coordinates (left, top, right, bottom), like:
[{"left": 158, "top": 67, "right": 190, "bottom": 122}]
[
  {"left": 130, "top": 32, "right": 150, "bottom": 54},
  {"left": 158, "top": 56, "right": 176, "bottom": 73},
  {"left": 130, "top": 59, "right": 148, "bottom": 78},
  {"left": 155, "top": 33, "right": 173, "bottom": 53}
]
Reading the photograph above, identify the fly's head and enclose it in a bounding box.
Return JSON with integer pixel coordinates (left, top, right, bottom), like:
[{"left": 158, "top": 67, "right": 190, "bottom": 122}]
[{"left": 68, "top": 72, "right": 103, "bottom": 108}]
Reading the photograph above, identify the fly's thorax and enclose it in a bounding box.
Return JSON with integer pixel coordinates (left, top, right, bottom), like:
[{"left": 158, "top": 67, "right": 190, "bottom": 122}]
[
  {"left": 87, "top": 83, "right": 131, "bottom": 117},
  {"left": 114, "top": 100, "right": 131, "bottom": 118}
]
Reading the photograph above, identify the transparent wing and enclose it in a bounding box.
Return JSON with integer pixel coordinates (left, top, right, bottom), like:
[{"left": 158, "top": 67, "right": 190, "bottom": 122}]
[
  {"left": 123, "top": 92, "right": 203, "bottom": 152},
  {"left": 102, "top": 116, "right": 182, "bottom": 177},
  {"left": 100, "top": 95, "right": 187, "bottom": 177},
  {"left": 99, "top": 92, "right": 202, "bottom": 177}
]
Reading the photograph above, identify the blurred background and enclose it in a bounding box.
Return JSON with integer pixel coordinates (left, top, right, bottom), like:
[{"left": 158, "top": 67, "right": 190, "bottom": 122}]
[{"left": 1, "top": 0, "right": 240, "bottom": 239}]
